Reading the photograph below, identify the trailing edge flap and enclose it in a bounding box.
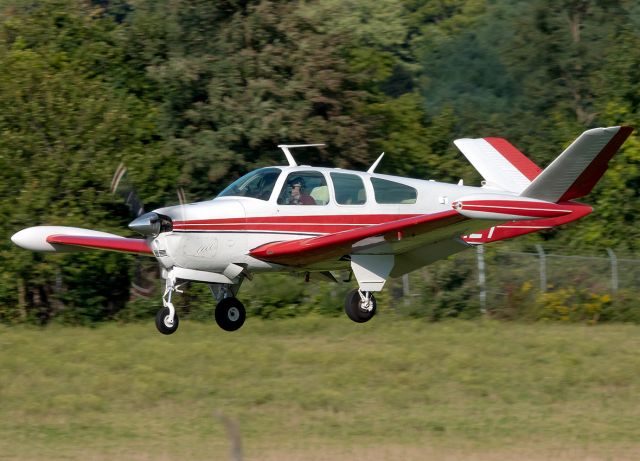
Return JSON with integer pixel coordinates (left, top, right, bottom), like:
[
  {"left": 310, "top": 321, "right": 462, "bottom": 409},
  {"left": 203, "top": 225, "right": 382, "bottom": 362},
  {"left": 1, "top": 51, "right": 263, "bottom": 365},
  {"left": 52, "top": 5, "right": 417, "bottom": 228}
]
[{"left": 453, "top": 137, "right": 541, "bottom": 194}]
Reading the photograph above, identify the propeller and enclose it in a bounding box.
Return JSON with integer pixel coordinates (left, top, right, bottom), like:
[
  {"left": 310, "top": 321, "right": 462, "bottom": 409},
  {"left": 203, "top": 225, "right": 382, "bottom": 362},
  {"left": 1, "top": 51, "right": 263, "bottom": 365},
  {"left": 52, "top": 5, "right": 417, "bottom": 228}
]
[
  {"left": 110, "top": 163, "right": 187, "bottom": 297},
  {"left": 110, "top": 163, "right": 145, "bottom": 218}
]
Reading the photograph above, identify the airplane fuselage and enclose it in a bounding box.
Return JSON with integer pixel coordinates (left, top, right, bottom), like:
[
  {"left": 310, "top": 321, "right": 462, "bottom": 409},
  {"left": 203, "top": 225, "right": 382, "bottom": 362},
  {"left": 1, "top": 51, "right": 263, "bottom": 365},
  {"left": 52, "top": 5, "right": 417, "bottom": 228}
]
[{"left": 148, "top": 165, "right": 506, "bottom": 275}]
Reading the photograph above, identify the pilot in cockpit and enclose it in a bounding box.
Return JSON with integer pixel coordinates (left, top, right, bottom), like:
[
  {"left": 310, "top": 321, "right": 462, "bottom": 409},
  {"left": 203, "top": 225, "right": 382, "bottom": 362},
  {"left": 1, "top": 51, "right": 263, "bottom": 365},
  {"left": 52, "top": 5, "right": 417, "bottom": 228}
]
[{"left": 287, "top": 177, "right": 316, "bottom": 205}]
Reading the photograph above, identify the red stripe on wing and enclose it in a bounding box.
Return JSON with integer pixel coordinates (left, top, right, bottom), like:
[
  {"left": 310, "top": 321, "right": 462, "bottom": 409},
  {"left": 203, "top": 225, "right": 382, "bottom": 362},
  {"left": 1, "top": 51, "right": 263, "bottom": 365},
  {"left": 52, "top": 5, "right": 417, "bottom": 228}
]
[
  {"left": 47, "top": 235, "right": 153, "bottom": 255},
  {"left": 249, "top": 210, "right": 467, "bottom": 266}
]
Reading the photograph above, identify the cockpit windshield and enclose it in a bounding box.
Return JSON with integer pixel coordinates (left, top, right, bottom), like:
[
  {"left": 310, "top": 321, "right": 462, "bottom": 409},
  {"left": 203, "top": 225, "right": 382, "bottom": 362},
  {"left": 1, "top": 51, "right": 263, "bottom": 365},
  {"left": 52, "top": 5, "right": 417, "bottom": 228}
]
[{"left": 216, "top": 168, "right": 282, "bottom": 201}]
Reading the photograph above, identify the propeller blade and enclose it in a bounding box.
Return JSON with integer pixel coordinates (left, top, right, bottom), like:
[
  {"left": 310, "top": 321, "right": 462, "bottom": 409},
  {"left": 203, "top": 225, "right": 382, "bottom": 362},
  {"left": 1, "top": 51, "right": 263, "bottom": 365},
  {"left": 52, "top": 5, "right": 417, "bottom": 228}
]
[
  {"left": 177, "top": 187, "right": 187, "bottom": 206},
  {"left": 110, "top": 162, "right": 145, "bottom": 218}
]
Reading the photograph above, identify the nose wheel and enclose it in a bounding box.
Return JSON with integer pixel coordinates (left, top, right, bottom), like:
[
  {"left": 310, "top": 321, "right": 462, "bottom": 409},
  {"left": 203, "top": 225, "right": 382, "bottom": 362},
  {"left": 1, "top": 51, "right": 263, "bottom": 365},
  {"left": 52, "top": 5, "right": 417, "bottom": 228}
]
[
  {"left": 155, "top": 271, "right": 183, "bottom": 335},
  {"left": 155, "top": 306, "right": 179, "bottom": 335},
  {"left": 344, "top": 289, "right": 377, "bottom": 323},
  {"left": 215, "top": 297, "right": 246, "bottom": 331}
]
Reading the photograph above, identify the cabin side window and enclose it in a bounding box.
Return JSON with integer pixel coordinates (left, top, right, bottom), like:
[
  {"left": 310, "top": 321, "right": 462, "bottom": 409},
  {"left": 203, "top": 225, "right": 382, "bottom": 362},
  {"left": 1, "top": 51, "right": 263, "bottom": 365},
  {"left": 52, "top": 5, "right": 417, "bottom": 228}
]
[
  {"left": 371, "top": 178, "right": 417, "bottom": 204},
  {"left": 277, "top": 172, "right": 329, "bottom": 205},
  {"left": 330, "top": 173, "right": 366, "bottom": 205}
]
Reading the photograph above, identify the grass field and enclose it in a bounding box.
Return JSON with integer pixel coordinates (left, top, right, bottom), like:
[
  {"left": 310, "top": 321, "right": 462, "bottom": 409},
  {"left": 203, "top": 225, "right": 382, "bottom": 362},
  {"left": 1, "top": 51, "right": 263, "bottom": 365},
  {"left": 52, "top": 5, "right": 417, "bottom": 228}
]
[{"left": 2, "top": 316, "right": 640, "bottom": 460}]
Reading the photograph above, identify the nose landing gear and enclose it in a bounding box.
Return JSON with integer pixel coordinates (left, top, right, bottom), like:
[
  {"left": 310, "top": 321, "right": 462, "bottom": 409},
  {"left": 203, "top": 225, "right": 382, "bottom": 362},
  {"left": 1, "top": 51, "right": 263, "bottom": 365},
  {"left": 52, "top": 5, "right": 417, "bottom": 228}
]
[
  {"left": 155, "top": 306, "right": 179, "bottom": 335},
  {"left": 155, "top": 272, "right": 185, "bottom": 335}
]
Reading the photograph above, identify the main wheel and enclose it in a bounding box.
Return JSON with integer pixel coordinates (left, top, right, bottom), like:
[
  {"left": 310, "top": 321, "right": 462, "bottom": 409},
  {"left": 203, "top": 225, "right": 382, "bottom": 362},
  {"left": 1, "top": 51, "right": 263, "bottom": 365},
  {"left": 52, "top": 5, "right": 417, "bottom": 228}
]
[
  {"left": 215, "top": 297, "right": 246, "bottom": 331},
  {"left": 155, "top": 307, "right": 179, "bottom": 335},
  {"left": 344, "top": 289, "right": 377, "bottom": 323}
]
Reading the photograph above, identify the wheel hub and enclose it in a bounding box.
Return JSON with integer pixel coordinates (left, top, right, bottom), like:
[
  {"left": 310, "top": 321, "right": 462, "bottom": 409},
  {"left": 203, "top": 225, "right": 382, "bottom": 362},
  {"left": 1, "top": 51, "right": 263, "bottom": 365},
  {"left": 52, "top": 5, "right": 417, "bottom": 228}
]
[
  {"left": 164, "top": 315, "right": 174, "bottom": 327},
  {"left": 228, "top": 307, "right": 240, "bottom": 322},
  {"left": 357, "top": 291, "right": 374, "bottom": 312}
]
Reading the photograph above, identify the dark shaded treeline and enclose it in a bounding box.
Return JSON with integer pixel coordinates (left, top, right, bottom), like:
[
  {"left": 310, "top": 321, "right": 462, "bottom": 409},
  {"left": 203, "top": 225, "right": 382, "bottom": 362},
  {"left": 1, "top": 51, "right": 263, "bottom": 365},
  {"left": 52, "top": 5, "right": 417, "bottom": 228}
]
[{"left": 1, "top": 0, "right": 639, "bottom": 323}]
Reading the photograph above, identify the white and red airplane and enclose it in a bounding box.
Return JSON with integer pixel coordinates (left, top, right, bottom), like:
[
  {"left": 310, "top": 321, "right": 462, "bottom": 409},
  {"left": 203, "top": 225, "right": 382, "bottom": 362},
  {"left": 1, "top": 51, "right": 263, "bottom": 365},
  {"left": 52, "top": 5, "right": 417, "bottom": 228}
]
[{"left": 11, "top": 126, "right": 632, "bottom": 334}]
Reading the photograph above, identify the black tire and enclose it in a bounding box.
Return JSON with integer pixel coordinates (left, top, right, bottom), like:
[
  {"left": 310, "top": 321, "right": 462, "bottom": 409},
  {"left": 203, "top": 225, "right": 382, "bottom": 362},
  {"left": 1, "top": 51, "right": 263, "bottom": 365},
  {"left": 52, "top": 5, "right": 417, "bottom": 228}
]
[
  {"left": 215, "top": 297, "right": 246, "bottom": 332},
  {"left": 155, "top": 307, "right": 179, "bottom": 335},
  {"left": 344, "top": 289, "right": 377, "bottom": 323}
]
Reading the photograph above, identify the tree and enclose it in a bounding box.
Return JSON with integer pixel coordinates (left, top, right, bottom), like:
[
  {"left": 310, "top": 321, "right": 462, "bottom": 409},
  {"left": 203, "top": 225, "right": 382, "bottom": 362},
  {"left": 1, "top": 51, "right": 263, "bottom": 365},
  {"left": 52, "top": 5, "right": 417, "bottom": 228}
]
[{"left": 0, "top": 0, "right": 164, "bottom": 322}]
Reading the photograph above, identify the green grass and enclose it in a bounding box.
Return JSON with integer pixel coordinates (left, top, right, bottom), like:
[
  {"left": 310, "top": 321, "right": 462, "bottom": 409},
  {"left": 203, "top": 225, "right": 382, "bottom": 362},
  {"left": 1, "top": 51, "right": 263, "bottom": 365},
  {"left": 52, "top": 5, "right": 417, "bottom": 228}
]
[{"left": 2, "top": 317, "right": 640, "bottom": 460}]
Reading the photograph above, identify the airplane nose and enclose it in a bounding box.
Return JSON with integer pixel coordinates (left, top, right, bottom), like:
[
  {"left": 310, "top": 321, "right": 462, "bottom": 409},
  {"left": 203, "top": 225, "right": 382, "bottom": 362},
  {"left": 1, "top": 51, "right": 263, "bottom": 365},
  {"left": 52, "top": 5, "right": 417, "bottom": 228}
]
[{"left": 129, "top": 212, "right": 172, "bottom": 236}]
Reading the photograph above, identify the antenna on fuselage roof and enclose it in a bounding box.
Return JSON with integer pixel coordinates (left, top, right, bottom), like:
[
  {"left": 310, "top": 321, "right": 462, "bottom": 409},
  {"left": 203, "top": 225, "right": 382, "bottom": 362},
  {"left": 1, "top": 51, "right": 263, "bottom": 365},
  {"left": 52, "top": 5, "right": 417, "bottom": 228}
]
[
  {"left": 367, "top": 152, "right": 385, "bottom": 174},
  {"left": 277, "top": 144, "right": 326, "bottom": 167}
]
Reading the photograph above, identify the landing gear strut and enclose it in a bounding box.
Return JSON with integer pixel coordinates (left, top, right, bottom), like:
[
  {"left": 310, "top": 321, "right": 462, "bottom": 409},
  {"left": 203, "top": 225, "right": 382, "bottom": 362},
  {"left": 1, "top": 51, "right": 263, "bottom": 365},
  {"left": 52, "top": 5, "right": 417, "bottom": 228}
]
[
  {"left": 344, "top": 288, "right": 377, "bottom": 323},
  {"left": 155, "top": 272, "right": 184, "bottom": 335},
  {"left": 153, "top": 271, "right": 247, "bottom": 335}
]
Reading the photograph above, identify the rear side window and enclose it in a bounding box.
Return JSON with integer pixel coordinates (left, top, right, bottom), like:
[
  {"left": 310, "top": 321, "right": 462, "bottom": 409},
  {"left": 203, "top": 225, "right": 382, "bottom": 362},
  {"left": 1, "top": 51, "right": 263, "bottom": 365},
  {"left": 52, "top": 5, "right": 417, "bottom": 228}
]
[
  {"left": 330, "top": 173, "right": 366, "bottom": 205},
  {"left": 371, "top": 178, "right": 417, "bottom": 204}
]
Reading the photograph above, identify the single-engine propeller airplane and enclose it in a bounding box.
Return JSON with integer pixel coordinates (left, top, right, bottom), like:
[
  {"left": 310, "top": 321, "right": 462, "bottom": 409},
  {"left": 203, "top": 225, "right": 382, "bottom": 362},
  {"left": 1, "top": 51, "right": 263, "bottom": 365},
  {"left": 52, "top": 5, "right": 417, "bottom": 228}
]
[{"left": 12, "top": 126, "right": 632, "bottom": 334}]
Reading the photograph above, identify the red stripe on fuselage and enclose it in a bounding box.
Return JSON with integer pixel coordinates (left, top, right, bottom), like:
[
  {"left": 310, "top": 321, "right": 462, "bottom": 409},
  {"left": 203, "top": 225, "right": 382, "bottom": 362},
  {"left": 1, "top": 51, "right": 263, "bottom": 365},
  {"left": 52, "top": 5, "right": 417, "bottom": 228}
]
[
  {"left": 173, "top": 214, "right": 419, "bottom": 225},
  {"left": 173, "top": 223, "right": 357, "bottom": 233},
  {"left": 172, "top": 214, "right": 420, "bottom": 233}
]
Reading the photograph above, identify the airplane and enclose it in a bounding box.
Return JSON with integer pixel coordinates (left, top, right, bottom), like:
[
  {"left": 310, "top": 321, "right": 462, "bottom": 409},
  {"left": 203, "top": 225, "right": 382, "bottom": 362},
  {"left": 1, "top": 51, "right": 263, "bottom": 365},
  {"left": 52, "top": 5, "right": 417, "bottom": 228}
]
[{"left": 11, "top": 126, "right": 633, "bottom": 334}]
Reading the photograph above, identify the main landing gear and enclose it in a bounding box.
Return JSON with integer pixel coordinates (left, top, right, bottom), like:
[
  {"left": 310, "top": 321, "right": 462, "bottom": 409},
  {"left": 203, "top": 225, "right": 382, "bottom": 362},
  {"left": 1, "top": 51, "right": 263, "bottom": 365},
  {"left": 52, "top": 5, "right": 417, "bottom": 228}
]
[
  {"left": 215, "top": 297, "right": 246, "bottom": 331},
  {"left": 154, "top": 274, "right": 247, "bottom": 335},
  {"left": 344, "top": 288, "right": 377, "bottom": 323},
  {"left": 210, "top": 283, "right": 246, "bottom": 332},
  {"left": 154, "top": 271, "right": 376, "bottom": 334}
]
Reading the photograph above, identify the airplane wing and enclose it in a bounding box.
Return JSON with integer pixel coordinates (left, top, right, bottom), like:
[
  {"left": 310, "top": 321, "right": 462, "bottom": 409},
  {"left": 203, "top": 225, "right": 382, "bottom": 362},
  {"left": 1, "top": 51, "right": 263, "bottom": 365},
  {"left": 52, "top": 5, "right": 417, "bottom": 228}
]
[
  {"left": 11, "top": 226, "right": 153, "bottom": 255},
  {"left": 249, "top": 210, "right": 488, "bottom": 268}
]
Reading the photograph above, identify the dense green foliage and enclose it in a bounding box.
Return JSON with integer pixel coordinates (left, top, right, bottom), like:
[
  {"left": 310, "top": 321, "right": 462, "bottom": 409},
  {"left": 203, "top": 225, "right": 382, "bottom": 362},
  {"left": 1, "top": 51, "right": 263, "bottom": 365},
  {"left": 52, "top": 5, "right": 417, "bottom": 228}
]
[{"left": 1, "top": 0, "right": 639, "bottom": 323}]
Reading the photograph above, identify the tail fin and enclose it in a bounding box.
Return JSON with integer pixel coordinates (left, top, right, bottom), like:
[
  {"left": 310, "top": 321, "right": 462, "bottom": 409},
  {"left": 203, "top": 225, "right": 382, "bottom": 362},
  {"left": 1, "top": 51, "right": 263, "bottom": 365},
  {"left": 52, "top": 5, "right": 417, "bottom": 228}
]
[
  {"left": 521, "top": 126, "right": 633, "bottom": 202},
  {"left": 454, "top": 137, "right": 542, "bottom": 194}
]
